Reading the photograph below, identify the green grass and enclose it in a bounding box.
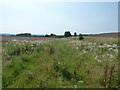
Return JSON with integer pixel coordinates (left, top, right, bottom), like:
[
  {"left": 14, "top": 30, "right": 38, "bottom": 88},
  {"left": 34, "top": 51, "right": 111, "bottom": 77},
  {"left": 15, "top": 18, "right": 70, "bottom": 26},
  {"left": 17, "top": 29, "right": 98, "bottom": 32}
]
[{"left": 2, "top": 37, "right": 119, "bottom": 88}]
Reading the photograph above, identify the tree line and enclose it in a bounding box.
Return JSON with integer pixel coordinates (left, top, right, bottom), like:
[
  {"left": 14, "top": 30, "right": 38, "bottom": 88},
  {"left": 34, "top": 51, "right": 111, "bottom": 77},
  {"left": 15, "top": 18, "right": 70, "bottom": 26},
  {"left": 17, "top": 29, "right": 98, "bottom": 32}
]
[{"left": 16, "top": 31, "right": 84, "bottom": 40}]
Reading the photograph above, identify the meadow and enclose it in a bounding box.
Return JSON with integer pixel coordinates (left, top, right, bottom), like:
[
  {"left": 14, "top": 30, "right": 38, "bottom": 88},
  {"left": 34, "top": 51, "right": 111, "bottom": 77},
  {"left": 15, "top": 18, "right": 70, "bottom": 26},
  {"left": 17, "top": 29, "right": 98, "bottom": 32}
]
[{"left": 2, "top": 36, "right": 119, "bottom": 88}]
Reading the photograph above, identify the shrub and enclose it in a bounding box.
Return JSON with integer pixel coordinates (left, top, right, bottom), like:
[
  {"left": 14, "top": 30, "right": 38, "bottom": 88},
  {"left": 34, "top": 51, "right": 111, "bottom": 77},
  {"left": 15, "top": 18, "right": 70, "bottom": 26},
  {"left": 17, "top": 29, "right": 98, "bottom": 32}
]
[{"left": 79, "top": 34, "right": 84, "bottom": 40}]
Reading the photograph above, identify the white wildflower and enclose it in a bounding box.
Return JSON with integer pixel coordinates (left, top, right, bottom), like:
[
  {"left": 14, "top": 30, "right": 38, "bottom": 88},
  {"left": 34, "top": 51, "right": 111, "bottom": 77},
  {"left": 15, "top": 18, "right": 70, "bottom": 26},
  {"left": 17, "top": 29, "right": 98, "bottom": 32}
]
[
  {"left": 6, "top": 43, "right": 8, "bottom": 45},
  {"left": 13, "top": 44, "right": 16, "bottom": 46},
  {"left": 98, "top": 45, "right": 103, "bottom": 48},
  {"left": 112, "top": 44, "right": 117, "bottom": 47},
  {"left": 12, "top": 39, "right": 17, "bottom": 42},
  {"left": 76, "top": 47, "right": 78, "bottom": 50},
  {"left": 109, "top": 55, "right": 114, "bottom": 58},
  {"left": 78, "top": 81, "right": 83, "bottom": 83},
  {"left": 93, "top": 43, "right": 97, "bottom": 45},
  {"left": 83, "top": 50, "right": 87, "bottom": 54},
  {"left": 97, "top": 59, "right": 101, "bottom": 63},
  {"left": 88, "top": 43, "right": 92, "bottom": 45},
  {"left": 57, "top": 62, "right": 60, "bottom": 64},
  {"left": 102, "top": 55, "right": 105, "bottom": 57},
  {"left": 31, "top": 44, "right": 33, "bottom": 47},
  {"left": 74, "top": 85, "right": 77, "bottom": 88},
  {"left": 114, "top": 49, "right": 118, "bottom": 53},
  {"left": 28, "top": 71, "right": 33, "bottom": 74},
  {"left": 106, "top": 53, "right": 110, "bottom": 56},
  {"left": 94, "top": 55, "right": 98, "bottom": 60},
  {"left": 106, "top": 44, "right": 112, "bottom": 47},
  {"left": 109, "top": 48, "right": 113, "bottom": 51}
]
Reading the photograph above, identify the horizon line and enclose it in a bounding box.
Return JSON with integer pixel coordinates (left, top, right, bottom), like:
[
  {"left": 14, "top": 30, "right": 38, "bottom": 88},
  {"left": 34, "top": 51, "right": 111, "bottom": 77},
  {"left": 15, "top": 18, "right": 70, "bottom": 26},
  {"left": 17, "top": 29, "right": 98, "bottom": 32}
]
[{"left": 0, "top": 31, "right": 119, "bottom": 35}]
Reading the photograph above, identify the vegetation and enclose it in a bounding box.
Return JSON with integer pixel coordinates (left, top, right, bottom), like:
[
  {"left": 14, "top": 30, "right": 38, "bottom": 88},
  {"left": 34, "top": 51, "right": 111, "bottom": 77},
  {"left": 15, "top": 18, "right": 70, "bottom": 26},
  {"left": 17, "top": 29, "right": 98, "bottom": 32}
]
[
  {"left": 50, "top": 33, "right": 56, "bottom": 37},
  {"left": 16, "top": 33, "right": 31, "bottom": 37},
  {"left": 79, "top": 34, "right": 84, "bottom": 40},
  {"left": 2, "top": 36, "right": 119, "bottom": 88},
  {"left": 74, "top": 32, "right": 77, "bottom": 36},
  {"left": 64, "top": 31, "right": 72, "bottom": 37}
]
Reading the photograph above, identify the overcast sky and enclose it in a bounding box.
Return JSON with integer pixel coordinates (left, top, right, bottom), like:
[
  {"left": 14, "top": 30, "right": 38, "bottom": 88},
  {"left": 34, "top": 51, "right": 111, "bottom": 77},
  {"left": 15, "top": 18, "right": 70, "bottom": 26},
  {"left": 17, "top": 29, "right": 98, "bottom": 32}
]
[{"left": 0, "top": 2, "right": 118, "bottom": 35}]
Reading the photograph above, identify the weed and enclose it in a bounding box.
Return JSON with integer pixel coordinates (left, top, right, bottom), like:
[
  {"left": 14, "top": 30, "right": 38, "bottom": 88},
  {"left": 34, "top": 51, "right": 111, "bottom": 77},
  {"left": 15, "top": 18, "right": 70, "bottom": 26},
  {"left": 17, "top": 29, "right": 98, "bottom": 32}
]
[{"left": 2, "top": 37, "right": 118, "bottom": 88}]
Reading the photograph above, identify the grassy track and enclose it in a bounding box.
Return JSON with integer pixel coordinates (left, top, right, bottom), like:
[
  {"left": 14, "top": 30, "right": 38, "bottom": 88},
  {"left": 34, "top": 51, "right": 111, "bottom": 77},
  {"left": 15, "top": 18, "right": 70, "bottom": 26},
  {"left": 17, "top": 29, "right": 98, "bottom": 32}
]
[{"left": 2, "top": 37, "right": 119, "bottom": 88}]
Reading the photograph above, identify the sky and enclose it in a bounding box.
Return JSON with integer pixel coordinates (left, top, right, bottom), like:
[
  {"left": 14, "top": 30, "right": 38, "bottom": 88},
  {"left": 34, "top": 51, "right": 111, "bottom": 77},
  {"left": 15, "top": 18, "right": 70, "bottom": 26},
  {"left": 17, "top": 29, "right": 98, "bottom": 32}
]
[{"left": 0, "top": 1, "right": 118, "bottom": 35}]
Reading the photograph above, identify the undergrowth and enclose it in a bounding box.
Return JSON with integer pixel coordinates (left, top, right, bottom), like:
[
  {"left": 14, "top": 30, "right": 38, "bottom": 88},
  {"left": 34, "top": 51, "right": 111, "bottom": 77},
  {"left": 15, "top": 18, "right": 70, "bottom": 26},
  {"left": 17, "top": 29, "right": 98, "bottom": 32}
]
[{"left": 2, "top": 37, "right": 119, "bottom": 88}]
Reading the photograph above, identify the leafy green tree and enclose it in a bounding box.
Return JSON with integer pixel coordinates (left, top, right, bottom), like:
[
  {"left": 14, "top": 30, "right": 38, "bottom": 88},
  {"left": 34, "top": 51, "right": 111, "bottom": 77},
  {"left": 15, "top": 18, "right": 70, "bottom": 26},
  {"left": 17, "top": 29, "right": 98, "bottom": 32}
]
[
  {"left": 45, "top": 34, "right": 49, "bottom": 37},
  {"left": 74, "top": 32, "right": 77, "bottom": 36},
  {"left": 64, "top": 31, "right": 72, "bottom": 37},
  {"left": 50, "top": 33, "right": 56, "bottom": 37},
  {"left": 16, "top": 33, "right": 31, "bottom": 36}
]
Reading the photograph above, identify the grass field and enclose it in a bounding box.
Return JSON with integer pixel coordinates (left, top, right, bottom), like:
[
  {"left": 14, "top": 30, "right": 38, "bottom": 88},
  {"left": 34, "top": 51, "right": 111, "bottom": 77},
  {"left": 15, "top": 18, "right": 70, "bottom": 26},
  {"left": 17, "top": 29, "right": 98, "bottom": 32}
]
[{"left": 2, "top": 36, "right": 119, "bottom": 88}]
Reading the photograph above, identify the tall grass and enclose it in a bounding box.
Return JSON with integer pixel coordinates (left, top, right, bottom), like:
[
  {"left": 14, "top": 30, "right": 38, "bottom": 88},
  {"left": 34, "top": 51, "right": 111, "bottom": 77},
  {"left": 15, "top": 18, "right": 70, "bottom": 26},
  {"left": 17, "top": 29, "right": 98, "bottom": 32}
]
[{"left": 2, "top": 37, "right": 119, "bottom": 88}]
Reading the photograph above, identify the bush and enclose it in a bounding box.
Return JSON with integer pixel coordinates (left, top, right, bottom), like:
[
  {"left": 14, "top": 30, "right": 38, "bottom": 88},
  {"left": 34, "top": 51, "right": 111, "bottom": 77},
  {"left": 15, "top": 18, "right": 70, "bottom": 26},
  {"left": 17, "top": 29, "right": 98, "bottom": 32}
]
[{"left": 79, "top": 34, "right": 84, "bottom": 40}]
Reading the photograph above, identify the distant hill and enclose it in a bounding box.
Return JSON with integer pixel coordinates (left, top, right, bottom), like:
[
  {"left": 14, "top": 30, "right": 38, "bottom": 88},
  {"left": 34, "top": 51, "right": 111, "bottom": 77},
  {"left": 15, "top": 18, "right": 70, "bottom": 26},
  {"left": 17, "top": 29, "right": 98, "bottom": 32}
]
[
  {"left": 87, "top": 32, "right": 120, "bottom": 38},
  {"left": 0, "top": 33, "right": 16, "bottom": 36},
  {"left": 1, "top": 32, "right": 119, "bottom": 38},
  {"left": 0, "top": 33, "right": 45, "bottom": 37}
]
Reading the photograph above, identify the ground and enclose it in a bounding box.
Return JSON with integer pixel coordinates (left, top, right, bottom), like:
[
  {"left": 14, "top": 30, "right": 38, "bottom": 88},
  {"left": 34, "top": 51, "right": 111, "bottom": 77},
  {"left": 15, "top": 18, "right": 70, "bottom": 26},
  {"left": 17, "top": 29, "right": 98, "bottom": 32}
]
[{"left": 1, "top": 36, "right": 119, "bottom": 88}]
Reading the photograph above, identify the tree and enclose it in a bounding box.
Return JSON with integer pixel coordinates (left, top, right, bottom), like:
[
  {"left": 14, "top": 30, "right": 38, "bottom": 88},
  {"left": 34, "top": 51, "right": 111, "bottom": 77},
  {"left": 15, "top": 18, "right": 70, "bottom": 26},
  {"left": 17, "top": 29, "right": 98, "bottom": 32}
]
[
  {"left": 45, "top": 34, "right": 49, "bottom": 37},
  {"left": 74, "top": 32, "right": 77, "bottom": 36},
  {"left": 64, "top": 31, "right": 72, "bottom": 37},
  {"left": 50, "top": 33, "right": 54, "bottom": 36},
  {"left": 16, "top": 33, "right": 31, "bottom": 37},
  {"left": 50, "top": 33, "right": 56, "bottom": 37},
  {"left": 79, "top": 33, "right": 84, "bottom": 40}
]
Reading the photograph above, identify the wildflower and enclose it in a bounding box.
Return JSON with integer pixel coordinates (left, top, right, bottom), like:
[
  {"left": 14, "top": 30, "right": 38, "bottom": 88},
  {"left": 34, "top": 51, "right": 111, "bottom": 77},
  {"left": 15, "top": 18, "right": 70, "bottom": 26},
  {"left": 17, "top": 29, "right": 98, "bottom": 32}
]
[
  {"left": 13, "top": 44, "right": 16, "bottom": 46},
  {"left": 104, "top": 44, "right": 107, "bottom": 46},
  {"left": 109, "top": 48, "right": 113, "bottom": 51},
  {"left": 109, "top": 55, "right": 114, "bottom": 58},
  {"left": 83, "top": 50, "right": 87, "bottom": 54},
  {"left": 112, "top": 44, "right": 117, "bottom": 47},
  {"left": 6, "top": 43, "right": 8, "bottom": 45},
  {"left": 106, "top": 53, "right": 110, "bottom": 56},
  {"left": 78, "top": 81, "right": 83, "bottom": 83},
  {"left": 28, "top": 71, "right": 33, "bottom": 75},
  {"left": 94, "top": 55, "right": 98, "bottom": 60},
  {"left": 106, "top": 44, "right": 112, "bottom": 47},
  {"left": 57, "top": 62, "right": 60, "bottom": 64},
  {"left": 97, "top": 59, "right": 101, "bottom": 63},
  {"left": 114, "top": 49, "right": 118, "bottom": 53},
  {"left": 88, "top": 43, "right": 92, "bottom": 45},
  {"left": 74, "top": 85, "right": 77, "bottom": 88},
  {"left": 76, "top": 47, "right": 78, "bottom": 50},
  {"left": 31, "top": 44, "right": 33, "bottom": 47},
  {"left": 12, "top": 39, "right": 17, "bottom": 42},
  {"left": 93, "top": 43, "right": 96, "bottom": 45},
  {"left": 102, "top": 55, "right": 105, "bottom": 57},
  {"left": 98, "top": 45, "right": 103, "bottom": 48}
]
